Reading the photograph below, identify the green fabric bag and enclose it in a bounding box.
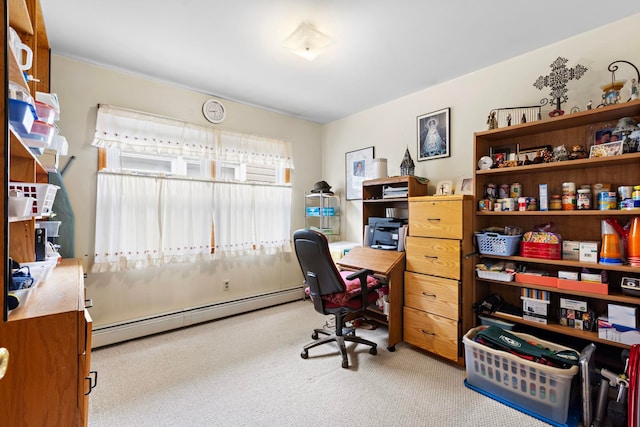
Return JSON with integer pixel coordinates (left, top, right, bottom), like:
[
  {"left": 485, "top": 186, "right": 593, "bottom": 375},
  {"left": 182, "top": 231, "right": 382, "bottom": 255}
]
[{"left": 476, "top": 325, "right": 579, "bottom": 369}]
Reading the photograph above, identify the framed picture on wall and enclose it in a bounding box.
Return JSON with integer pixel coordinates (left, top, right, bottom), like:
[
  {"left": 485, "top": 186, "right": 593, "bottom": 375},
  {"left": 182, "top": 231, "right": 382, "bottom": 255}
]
[
  {"left": 345, "top": 146, "right": 374, "bottom": 200},
  {"left": 417, "top": 107, "right": 450, "bottom": 161}
]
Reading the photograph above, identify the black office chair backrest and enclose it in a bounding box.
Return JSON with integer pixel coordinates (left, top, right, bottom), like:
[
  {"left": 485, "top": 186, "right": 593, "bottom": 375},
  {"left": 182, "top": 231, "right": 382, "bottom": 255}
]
[{"left": 293, "top": 229, "right": 345, "bottom": 303}]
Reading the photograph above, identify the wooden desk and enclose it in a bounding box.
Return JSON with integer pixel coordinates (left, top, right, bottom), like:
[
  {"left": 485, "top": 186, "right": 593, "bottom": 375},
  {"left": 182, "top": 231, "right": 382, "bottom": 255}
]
[{"left": 336, "top": 247, "right": 406, "bottom": 350}]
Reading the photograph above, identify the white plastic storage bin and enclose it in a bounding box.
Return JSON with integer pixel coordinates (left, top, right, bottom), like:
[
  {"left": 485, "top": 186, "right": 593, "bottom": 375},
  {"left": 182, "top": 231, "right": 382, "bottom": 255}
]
[
  {"left": 9, "top": 183, "right": 59, "bottom": 217},
  {"left": 463, "top": 326, "right": 578, "bottom": 424}
]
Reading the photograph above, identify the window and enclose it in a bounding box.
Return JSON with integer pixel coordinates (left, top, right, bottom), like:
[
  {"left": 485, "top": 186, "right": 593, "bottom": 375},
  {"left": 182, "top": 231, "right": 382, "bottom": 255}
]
[{"left": 91, "top": 105, "right": 294, "bottom": 272}]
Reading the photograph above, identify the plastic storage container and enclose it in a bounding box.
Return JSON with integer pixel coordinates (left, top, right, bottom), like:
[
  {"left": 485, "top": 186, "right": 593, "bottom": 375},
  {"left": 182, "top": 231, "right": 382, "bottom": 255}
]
[
  {"left": 21, "top": 120, "right": 56, "bottom": 148},
  {"left": 8, "top": 98, "right": 37, "bottom": 135},
  {"left": 463, "top": 326, "right": 579, "bottom": 424},
  {"left": 475, "top": 232, "right": 522, "bottom": 256},
  {"left": 36, "top": 221, "right": 62, "bottom": 237},
  {"left": 34, "top": 101, "right": 57, "bottom": 125},
  {"left": 8, "top": 183, "right": 59, "bottom": 217}
]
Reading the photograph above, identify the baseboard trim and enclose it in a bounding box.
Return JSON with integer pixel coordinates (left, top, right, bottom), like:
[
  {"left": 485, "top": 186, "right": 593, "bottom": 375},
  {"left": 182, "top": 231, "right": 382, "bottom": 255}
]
[{"left": 92, "top": 287, "right": 304, "bottom": 348}]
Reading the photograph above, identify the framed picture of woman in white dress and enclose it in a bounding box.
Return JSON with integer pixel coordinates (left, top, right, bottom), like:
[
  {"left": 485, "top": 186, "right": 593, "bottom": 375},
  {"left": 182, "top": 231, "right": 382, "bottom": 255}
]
[{"left": 417, "top": 108, "right": 450, "bottom": 161}]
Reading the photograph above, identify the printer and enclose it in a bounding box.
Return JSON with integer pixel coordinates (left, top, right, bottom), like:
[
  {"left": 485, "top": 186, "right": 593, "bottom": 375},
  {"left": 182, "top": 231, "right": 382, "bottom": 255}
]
[{"left": 367, "top": 217, "right": 407, "bottom": 250}]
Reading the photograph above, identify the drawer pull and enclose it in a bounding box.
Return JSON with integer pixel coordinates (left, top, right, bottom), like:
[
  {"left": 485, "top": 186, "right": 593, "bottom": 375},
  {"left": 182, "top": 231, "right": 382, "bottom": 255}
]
[
  {"left": 423, "top": 255, "right": 438, "bottom": 259},
  {"left": 422, "top": 292, "right": 437, "bottom": 298},
  {"left": 85, "top": 370, "right": 98, "bottom": 395},
  {"left": 421, "top": 329, "right": 436, "bottom": 337},
  {"left": 427, "top": 218, "right": 441, "bottom": 222},
  {"left": 85, "top": 299, "right": 94, "bottom": 309}
]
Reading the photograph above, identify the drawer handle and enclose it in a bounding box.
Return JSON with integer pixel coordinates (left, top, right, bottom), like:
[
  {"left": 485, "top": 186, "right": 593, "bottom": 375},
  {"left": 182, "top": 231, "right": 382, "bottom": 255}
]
[
  {"left": 85, "top": 299, "right": 94, "bottom": 309},
  {"left": 427, "top": 218, "right": 441, "bottom": 222},
  {"left": 423, "top": 255, "right": 438, "bottom": 259},
  {"left": 421, "top": 330, "right": 436, "bottom": 337},
  {"left": 85, "top": 370, "right": 98, "bottom": 395},
  {"left": 422, "top": 292, "right": 437, "bottom": 298}
]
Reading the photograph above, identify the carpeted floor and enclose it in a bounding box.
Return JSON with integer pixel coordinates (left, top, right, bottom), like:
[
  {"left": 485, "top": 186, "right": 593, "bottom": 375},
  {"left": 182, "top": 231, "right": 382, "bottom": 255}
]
[{"left": 88, "top": 300, "right": 557, "bottom": 426}]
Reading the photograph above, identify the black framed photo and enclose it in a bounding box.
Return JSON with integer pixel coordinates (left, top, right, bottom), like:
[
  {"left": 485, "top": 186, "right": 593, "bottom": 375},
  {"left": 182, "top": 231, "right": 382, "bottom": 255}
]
[
  {"left": 345, "top": 146, "right": 374, "bottom": 200},
  {"left": 417, "top": 108, "right": 450, "bottom": 161}
]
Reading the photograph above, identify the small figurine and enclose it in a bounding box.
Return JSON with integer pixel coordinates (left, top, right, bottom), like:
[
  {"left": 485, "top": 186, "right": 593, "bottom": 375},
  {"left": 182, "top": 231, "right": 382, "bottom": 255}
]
[
  {"left": 507, "top": 113, "right": 512, "bottom": 126},
  {"left": 587, "top": 100, "right": 592, "bottom": 110},
  {"left": 521, "top": 113, "right": 527, "bottom": 124},
  {"left": 631, "top": 79, "right": 639, "bottom": 100},
  {"left": 487, "top": 111, "right": 498, "bottom": 130}
]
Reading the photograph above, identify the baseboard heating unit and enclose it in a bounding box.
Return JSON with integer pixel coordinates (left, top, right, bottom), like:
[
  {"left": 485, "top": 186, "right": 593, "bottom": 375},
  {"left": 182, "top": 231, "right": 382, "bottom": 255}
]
[{"left": 92, "top": 287, "right": 303, "bottom": 348}]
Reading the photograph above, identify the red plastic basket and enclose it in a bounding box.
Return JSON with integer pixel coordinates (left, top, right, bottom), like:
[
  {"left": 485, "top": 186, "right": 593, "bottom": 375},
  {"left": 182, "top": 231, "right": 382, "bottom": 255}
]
[{"left": 520, "top": 241, "right": 562, "bottom": 260}]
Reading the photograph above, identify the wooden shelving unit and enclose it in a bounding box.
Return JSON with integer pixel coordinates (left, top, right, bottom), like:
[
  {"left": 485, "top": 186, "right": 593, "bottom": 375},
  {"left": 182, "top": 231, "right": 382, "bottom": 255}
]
[{"left": 473, "top": 100, "right": 640, "bottom": 351}]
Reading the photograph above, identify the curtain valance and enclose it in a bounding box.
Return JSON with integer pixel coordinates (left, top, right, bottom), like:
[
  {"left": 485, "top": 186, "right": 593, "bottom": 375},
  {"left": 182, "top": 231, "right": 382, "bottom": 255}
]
[{"left": 92, "top": 104, "right": 294, "bottom": 168}]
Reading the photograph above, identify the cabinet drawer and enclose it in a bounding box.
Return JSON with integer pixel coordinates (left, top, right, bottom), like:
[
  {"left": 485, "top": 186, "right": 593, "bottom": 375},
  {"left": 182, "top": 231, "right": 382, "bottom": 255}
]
[
  {"left": 409, "top": 200, "right": 462, "bottom": 239},
  {"left": 404, "top": 272, "right": 458, "bottom": 319},
  {"left": 406, "top": 236, "right": 460, "bottom": 279},
  {"left": 403, "top": 306, "right": 458, "bottom": 361}
]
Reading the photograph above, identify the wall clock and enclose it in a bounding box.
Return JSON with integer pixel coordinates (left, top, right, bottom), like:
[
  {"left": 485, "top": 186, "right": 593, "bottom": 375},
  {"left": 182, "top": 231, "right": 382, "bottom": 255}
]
[{"left": 202, "top": 99, "right": 226, "bottom": 123}]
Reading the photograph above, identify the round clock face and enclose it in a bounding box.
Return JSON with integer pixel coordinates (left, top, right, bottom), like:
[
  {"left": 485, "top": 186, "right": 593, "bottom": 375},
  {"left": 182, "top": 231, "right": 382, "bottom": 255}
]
[
  {"left": 202, "top": 99, "right": 226, "bottom": 123},
  {"left": 478, "top": 155, "right": 494, "bottom": 170}
]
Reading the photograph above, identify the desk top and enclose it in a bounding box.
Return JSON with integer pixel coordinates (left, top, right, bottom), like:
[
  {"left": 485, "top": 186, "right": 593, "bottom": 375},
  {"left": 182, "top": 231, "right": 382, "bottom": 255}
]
[{"left": 336, "top": 247, "right": 405, "bottom": 276}]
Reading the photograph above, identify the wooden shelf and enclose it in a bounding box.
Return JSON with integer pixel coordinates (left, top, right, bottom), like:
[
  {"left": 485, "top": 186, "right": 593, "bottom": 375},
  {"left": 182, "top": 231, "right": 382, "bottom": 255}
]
[
  {"left": 491, "top": 311, "right": 628, "bottom": 349},
  {"left": 478, "top": 254, "right": 640, "bottom": 274},
  {"left": 476, "top": 276, "right": 640, "bottom": 304}
]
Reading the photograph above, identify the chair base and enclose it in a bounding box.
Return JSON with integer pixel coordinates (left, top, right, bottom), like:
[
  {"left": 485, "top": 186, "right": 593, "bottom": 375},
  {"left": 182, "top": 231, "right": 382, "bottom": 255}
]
[{"left": 300, "top": 328, "right": 377, "bottom": 369}]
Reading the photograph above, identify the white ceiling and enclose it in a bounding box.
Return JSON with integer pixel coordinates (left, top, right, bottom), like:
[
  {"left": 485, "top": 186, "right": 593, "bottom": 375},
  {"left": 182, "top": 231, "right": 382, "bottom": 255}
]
[{"left": 41, "top": 1, "right": 640, "bottom": 124}]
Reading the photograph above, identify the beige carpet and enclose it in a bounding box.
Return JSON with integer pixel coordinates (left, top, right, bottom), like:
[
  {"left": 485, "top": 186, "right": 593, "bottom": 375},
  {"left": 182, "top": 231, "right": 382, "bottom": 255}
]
[{"left": 88, "top": 300, "right": 556, "bottom": 426}]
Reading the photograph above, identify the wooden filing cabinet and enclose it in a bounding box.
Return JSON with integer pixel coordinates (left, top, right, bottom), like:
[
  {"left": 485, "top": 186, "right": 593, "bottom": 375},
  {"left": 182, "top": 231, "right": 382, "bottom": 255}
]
[{"left": 404, "top": 195, "right": 474, "bottom": 365}]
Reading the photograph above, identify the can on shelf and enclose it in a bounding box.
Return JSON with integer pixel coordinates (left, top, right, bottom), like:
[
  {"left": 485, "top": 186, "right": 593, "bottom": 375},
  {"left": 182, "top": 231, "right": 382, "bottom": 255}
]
[
  {"left": 562, "top": 194, "right": 576, "bottom": 210},
  {"left": 562, "top": 182, "right": 576, "bottom": 195},
  {"left": 510, "top": 183, "right": 522, "bottom": 199},
  {"left": 598, "top": 191, "right": 617, "bottom": 210},
  {"left": 499, "top": 184, "right": 510, "bottom": 199},
  {"left": 518, "top": 197, "right": 527, "bottom": 211}
]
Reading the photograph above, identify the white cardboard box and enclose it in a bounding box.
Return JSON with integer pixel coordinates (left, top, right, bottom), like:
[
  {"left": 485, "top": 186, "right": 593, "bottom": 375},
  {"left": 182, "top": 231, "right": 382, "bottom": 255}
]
[
  {"left": 562, "top": 241, "right": 580, "bottom": 261},
  {"left": 608, "top": 304, "right": 638, "bottom": 328},
  {"left": 560, "top": 297, "right": 588, "bottom": 312},
  {"left": 579, "top": 241, "right": 599, "bottom": 263},
  {"left": 521, "top": 297, "right": 549, "bottom": 316},
  {"left": 598, "top": 318, "right": 640, "bottom": 345}
]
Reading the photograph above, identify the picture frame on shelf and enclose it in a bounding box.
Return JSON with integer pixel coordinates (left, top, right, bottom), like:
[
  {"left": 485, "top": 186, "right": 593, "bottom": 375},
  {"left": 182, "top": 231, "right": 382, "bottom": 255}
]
[
  {"left": 455, "top": 177, "right": 473, "bottom": 195},
  {"left": 594, "top": 127, "right": 618, "bottom": 146},
  {"left": 489, "top": 145, "right": 514, "bottom": 167},
  {"left": 434, "top": 180, "right": 453, "bottom": 196},
  {"left": 589, "top": 140, "right": 624, "bottom": 158},
  {"left": 417, "top": 107, "right": 450, "bottom": 161},
  {"left": 345, "top": 146, "right": 374, "bottom": 200},
  {"left": 516, "top": 145, "right": 552, "bottom": 164}
]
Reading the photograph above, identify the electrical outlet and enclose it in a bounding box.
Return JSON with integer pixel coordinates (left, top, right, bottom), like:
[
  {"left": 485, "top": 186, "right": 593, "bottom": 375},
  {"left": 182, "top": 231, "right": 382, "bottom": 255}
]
[{"left": 223, "top": 280, "right": 230, "bottom": 291}]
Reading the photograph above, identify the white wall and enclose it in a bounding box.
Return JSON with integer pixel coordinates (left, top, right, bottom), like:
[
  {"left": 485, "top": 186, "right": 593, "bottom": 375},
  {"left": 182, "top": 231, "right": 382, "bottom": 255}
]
[
  {"left": 50, "top": 56, "right": 322, "bottom": 326},
  {"left": 51, "top": 13, "right": 640, "bottom": 328},
  {"left": 324, "top": 14, "right": 640, "bottom": 243}
]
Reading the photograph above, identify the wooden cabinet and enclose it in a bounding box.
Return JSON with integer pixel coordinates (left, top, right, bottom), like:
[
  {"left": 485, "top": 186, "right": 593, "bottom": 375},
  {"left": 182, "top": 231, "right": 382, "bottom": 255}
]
[
  {"left": 473, "top": 100, "right": 640, "bottom": 350},
  {"left": 362, "top": 176, "right": 429, "bottom": 226},
  {"left": 1, "top": 1, "right": 92, "bottom": 425},
  {"left": 0, "top": 259, "right": 92, "bottom": 427},
  {"left": 404, "top": 195, "right": 474, "bottom": 364}
]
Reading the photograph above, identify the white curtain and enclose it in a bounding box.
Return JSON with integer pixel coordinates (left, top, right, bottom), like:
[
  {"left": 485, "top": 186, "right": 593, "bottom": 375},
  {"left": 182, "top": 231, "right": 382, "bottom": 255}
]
[
  {"left": 160, "top": 179, "right": 215, "bottom": 264},
  {"left": 213, "top": 183, "right": 292, "bottom": 257},
  {"left": 93, "top": 173, "right": 162, "bottom": 271},
  {"left": 92, "top": 105, "right": 295, "bottom": 169},
  {"left": 254, "top": 186, "right": 292, "bottom": 254}
]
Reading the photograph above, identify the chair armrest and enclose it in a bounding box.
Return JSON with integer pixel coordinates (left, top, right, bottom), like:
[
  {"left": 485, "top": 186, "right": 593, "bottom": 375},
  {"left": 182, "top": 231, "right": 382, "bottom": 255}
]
[{"left": 346, "top": 268, "right": 377, "bottom": 309}]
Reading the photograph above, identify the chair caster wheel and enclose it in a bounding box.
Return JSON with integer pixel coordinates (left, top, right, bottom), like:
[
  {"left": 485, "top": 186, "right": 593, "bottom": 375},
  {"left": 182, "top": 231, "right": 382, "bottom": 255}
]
[
  {"left": 342, "top": 360, "right": 349, "bottom": 369},
  {"left": 311, "top": 332, "right": 319, "bottom": 339},
  {"left": 301, "top": 351, "right": 308, "bottom": 359},
  {"left": 387, "top": 345, "right": 396, "bottom": 352},
  {"left": 370, "top": 346, "right": 377, "bottom": 355}
]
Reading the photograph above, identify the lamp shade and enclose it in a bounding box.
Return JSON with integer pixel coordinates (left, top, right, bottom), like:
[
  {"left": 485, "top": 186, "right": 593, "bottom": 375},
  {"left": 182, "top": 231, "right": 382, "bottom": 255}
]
[{"left": 283, "top": 23, "right": 334, "bottom": 61}]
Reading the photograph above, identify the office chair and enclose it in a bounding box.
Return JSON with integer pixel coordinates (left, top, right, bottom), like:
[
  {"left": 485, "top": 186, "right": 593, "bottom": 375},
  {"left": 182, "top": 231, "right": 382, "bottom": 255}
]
[{"left": 293, "top": 228, "right": 380, "bottom": 368}]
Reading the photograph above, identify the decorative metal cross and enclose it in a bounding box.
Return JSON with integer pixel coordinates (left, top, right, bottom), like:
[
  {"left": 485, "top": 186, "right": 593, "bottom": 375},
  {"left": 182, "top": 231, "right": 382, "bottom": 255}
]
[{"left": 533, "top": 57, "right": 587, "bottom": 115}]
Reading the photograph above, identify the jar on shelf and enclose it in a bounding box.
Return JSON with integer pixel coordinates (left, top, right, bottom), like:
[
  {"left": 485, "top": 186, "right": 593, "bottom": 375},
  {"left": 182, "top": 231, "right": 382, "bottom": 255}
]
[
  {"left": 550, "top": 194, "right": 562, "bottom": 210},
  {"left": 577, "top": 188, "right": 592, "bottom": 210}
]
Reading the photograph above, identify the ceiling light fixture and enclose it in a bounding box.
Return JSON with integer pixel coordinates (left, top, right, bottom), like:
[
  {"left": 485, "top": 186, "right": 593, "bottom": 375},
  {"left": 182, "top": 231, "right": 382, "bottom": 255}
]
[{"left": 283, "top": 22, "right": 334, "bottom": 61}]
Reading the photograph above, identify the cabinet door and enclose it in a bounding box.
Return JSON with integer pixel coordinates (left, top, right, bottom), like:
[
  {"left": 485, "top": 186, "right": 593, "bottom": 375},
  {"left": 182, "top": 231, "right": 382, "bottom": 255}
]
[
  {"left": 409, "top": 200, "right": 462, "bottom": 239},
  {"left": 78, "top": 309, "right": 93, "bottom": 427},
  {"left": 403, "top": 306, "right": 458, "bottom": 361},
  {"left": 406, "top": 236, "right": 460, "bottom": 279},
  {"left": 404, "top": 272, "right": 458, "bottom": 320}
]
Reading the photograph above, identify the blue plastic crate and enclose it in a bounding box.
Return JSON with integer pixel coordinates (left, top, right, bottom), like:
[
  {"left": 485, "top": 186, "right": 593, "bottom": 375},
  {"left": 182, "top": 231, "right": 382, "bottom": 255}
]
[
  {"left": 9, "top": 99, "right": 37, "bottom": 135},
  {"left": 475, "top": 232, "right": 522, "bottom": 256}
]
